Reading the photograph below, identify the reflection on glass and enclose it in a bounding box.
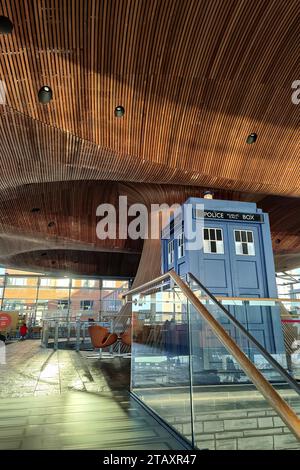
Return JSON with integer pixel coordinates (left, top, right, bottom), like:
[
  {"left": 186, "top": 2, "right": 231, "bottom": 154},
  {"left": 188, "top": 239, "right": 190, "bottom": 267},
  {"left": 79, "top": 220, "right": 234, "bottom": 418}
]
[
  {"left": 6, "top": 276, "right": 38, "bottom": 287},
  {"left": 72, "top": 279, "right": 100, "bottom": 289},
  {"left": 130, "top": 280, "right": 300, "bottom": 450},
  {"left": 40, "top": 278, "right": 70, "bottom": 288},
  {"left": 131, "top": 287, "right": 193, "bottom": 445}
]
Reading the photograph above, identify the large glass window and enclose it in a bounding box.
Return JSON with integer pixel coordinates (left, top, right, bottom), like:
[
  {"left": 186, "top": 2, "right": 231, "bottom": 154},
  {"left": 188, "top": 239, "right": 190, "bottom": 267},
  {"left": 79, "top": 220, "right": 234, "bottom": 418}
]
[
  {"left": 80, "top": 300, "right": 94, "bottom": 310},
  {"left": 0, "top": 267, "right": 130, "bottom": 323},
  {"left": 40, "top": 278, "right": 70, "bottom": 288},
  {"left": 203, "top": 228, "right": 224, "bottom": 254},
  {"left": 234, "top": 230, "right": 255, "bottom": 256},
  {"left": 6, "top": 277, "right": 38, "bottom": 287}
]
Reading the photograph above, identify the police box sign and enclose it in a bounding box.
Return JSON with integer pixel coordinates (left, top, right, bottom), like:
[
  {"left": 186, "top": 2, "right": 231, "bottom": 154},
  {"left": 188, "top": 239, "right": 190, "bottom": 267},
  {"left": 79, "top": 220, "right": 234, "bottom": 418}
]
[{"left": 194, "top": 208, "right": 263, "bottom": 222}]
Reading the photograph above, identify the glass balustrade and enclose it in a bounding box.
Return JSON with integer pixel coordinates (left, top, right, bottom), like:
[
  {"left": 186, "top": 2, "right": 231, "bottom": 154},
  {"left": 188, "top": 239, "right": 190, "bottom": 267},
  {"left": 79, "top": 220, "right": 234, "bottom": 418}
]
[
  {"left": 129, "top": 276, "right": 300, "bottom": 450},
  {"left": 187, "top": 275, "right": 300, "bottom": 414}
]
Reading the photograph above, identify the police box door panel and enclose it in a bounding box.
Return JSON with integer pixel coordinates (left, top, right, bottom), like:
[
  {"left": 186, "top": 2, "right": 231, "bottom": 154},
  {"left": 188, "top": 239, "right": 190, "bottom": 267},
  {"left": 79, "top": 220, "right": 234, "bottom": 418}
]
[
  {"left": 200, "top": 222, "right": 233, "bottom": 297},
  {"left": 227, "top": 223, "right": 273, "bottom": 351},
  {"left": 200, "top": 222, "right": 237, "bottom": 340}
]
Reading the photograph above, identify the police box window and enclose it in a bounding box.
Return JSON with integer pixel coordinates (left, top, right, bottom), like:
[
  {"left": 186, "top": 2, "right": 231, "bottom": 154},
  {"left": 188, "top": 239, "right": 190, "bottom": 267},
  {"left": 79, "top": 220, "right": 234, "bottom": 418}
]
[
  {"left": 234, "top": 230, "right": 255, "bottom": 256},
  {"left": 178, "top": 232, "right": 185, "bottom": 259},
  {"left": 168, "top": 239, "right": 174, "bottom": 265},
  {"left": 203, "top": 228, "right": 224, "bottom": 254}
]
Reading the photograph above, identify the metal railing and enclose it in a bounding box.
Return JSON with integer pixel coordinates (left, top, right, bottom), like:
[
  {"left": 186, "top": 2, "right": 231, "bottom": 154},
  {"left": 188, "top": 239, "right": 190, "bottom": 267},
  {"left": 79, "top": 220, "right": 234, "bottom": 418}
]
[{"left": 41, "top": 315, "right": 131, "bottom": 354}]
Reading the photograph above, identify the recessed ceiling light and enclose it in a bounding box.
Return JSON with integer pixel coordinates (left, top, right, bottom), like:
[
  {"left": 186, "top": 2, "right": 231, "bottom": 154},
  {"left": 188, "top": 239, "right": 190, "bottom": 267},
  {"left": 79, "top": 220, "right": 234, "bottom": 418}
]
[
  {"left": 275, "top": 239, "right": 281, "bottom": 244},
  {"left": 41, "top": 252, "right": 47, "bottom": 256},
  {"left": 38, "top": 86, "right": 53, "bottom": 104},
  {"left": 114, "top": 105, "right": 125, "bottom": 118},
  {"left": 246, "top": 133, "right": 257, "bottom": 144},
  {"left": 31, "top": 207, "right": 40, "bottom": 213},
  {"left": 48, "top": 221, "right": 55, "bottom": 228},
  {"left": 0, "top": 16, "right": 13, "bottom": 34}
]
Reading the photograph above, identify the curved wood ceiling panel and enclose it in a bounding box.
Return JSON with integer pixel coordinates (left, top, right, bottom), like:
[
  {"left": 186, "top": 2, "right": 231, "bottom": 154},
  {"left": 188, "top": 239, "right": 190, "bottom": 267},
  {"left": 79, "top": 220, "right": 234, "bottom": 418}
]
[
  {"left": 0, "top": 179, "right": 298, "bottom": 275},
  {"left": 0, "top": 0, "right": 299, "bottom": 276},
  {"left": 0, "top": 0, "right": 299, "bottom": 196}
]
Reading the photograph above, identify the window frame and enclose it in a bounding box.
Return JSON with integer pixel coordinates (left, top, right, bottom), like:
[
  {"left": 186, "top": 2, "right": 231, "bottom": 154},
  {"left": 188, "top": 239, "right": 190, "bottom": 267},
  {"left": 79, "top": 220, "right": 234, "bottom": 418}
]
[
  {"left": 234, "top": 229, "right": 256, "bottom": 256},
  {"left": 177, "top": 232, "right": 185, "bottom": 259},
  {"left": 168, "top": 239, "right": 175, "bottom": 265},
  {"left": 203, "top": 227, "right": 224, "bottom": 254}
]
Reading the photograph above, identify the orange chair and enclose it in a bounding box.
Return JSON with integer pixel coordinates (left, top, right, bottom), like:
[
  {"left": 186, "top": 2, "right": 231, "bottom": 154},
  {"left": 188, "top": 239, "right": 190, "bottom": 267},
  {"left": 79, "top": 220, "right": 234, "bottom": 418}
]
[{"left": 87, "top": 325, "right": 118, "bottom": 358}]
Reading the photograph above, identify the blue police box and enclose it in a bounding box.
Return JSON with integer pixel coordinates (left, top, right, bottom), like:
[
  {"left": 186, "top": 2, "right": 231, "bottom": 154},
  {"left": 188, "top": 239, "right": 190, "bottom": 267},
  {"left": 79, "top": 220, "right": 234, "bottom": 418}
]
[{"left": 161, "top": 197, "right": 285, "bottom": 355}]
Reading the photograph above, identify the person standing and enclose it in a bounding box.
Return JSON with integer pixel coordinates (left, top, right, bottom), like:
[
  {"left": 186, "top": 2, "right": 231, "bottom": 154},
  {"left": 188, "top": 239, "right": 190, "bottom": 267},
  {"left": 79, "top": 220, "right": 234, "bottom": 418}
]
[{"left": 19, "top": 322, "right": 28, "bottom": 340}]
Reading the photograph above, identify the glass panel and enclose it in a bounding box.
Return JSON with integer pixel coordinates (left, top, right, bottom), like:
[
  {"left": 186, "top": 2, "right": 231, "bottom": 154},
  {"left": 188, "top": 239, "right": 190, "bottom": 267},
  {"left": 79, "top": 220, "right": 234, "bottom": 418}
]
[
  {"left": 242, "top": 243, "right": 248, "bottom": 255},
  {"left": 72, "top": 279, "right": 100, "bottom": 289},
  {"left": 247, "top": 231, "right": 253, "bottom": 243},
  {"left": 235, "top": 231, "right": 241, "bottom": 242},
  {"left": 1, "top": 299, "right": 36, "bottom": 313},
  {"left": 203, "top": 240, "right": 210, "bottom": 253},
  {"left": 248, "top": 244, "right": 255, "bottom": 256},
  {"left": 69, "top": 289, "right": 100, "bottom": 318},
  {"left": 216, "top": 241, "right": 224, "bottom": 254},
  {"left": 241, "top": 231, "right": 247, "bottom": 242},
  {"left": 189, "top": 303, "right": 300, "bottom": 450},
  {"left": 189, "top": 279, "right": 300, "bottom": 417},
  {"left": 4, "top": 287, "right": 38, "bottom": 299},
  {"left": 211, "top": 241, "right": 217, "bottom": 253},
  {"left": 131, "top": 283, "right": 193, "bottom": 445},
  {"left": 6, "top": 276, "right": 38, "bottom": 287},
  {"left": 101, "top": 286, "right": 126, "bottom": 314},
  {"left": 40, "top": 278, "right": 70, "bottom": 288},
  {"left": 131, "top": 279, "right": 300, "bottom": 449},
  {"left": 204, "top": 228, "right": 209, "bottom": 240},
  {"left": 0, "top": 276, "right": 5, "bottom": 287},
  {"left": 216, "top": 229, "right": 222, "bottom": 241},
  {"left": 38, "top": 288, "right": 69, "bottom": 300},
  {"left": 209, "top": 229, "right": 215, "bottom": 240}
]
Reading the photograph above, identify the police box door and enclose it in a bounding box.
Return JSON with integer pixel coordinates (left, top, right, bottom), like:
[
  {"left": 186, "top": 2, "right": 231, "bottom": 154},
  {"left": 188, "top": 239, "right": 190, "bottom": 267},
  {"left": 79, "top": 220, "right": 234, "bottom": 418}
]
[{"left": 227, "top": 223, "right": 274, "bottom": 351}]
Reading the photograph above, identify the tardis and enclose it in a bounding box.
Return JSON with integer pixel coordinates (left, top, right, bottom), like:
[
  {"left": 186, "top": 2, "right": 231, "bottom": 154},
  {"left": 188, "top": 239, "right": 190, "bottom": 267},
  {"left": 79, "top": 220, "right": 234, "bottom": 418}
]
[{"left": 161, "top": 197, "right": 285, "bottom": 356}]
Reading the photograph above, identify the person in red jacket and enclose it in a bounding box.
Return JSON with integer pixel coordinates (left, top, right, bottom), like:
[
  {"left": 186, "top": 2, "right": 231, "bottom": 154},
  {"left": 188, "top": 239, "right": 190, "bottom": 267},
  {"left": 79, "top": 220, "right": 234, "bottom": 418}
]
[{"left": 19, "top": 322, "right": 28, "bottom": 340}]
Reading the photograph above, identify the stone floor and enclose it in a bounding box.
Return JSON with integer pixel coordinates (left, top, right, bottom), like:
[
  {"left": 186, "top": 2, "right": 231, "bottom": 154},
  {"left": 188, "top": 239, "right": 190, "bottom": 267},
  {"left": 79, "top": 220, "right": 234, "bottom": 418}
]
[{"left": 0, "top": 340, "right": 185, "bottom": 450}]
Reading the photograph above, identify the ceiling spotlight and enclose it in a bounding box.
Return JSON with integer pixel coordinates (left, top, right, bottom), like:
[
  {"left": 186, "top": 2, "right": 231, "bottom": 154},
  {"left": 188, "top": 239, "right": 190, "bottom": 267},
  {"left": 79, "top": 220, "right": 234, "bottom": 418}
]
[
  {"left": 203, "top": 190, "right": 214, "bottom": 200},
  {"left": 31, "top": 207, "right": 40, "bottom": 213},
  {"left": 48, "top": 221, "right": 55, "bottom": 228},
  {"left": 275, "top": 239, "right": 281, "bottom": 244},
  {"left": 114, "top": 105, "right": 125, "bottom": 118},
  {"left": 0, "top": 16, "right": 13, "bottom": 34},
  {"left": 38, "top": 86, "right": 53, "bottom": 104},
  {"left": 41, "top": 252, "right": 47, "bottom": 256},
  {"left": 246, "top": 133, "right": 257, "bottom": 144}
]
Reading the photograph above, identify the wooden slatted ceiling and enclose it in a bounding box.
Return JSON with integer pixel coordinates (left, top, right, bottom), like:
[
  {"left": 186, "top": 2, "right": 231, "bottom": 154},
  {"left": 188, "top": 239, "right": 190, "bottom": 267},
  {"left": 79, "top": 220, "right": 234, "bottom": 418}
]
[
  {"left": 0, "top": 0, "right": 299, "bottom": 196},
  {"left": 0, "top": 0, "right": 299, "bottom": 276}
]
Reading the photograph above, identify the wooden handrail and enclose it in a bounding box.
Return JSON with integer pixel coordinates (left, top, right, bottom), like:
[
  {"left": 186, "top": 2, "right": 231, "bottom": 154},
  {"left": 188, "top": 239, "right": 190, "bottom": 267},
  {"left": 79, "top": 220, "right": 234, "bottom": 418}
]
[
  {"left": 124, "top": 269, "right": 300, "bottom": 441},
  {"left": 122, "top": 272, "right": 171, "bottom": 297},
  {"left": 169, "top": 270, "right": 300, "bottom": 441}
]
